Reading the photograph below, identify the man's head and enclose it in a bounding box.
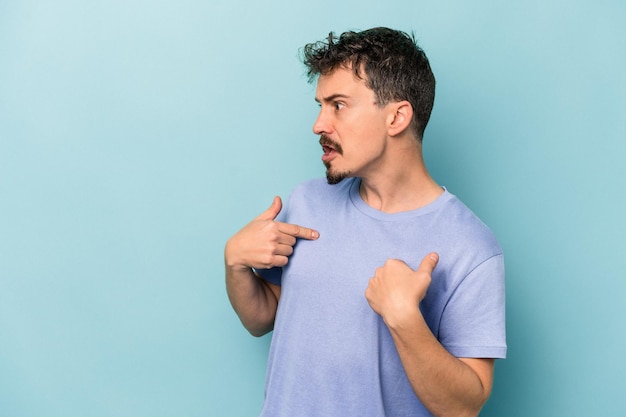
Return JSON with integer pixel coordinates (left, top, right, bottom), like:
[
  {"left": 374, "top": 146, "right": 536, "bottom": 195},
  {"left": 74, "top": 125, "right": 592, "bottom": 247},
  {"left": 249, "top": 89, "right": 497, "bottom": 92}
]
[{"left": 302, "top": 27, "right": 436, "bottom": 141}]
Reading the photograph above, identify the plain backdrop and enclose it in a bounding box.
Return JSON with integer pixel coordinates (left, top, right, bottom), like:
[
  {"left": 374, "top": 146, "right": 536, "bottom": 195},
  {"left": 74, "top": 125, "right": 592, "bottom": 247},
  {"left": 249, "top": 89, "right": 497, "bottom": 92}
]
[{"left": 1, "top": 0, "right": 625, "bottom": 416}]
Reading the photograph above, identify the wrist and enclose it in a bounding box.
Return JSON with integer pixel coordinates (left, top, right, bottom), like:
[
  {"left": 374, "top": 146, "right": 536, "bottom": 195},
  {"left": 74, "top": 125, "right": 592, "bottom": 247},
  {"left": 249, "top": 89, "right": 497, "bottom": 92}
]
[
  {"left": 224, "top": 241, "right": 248, "bottom": 272},
  {"left": 382, "top": 303, "right": 424, "bottom": 331}
]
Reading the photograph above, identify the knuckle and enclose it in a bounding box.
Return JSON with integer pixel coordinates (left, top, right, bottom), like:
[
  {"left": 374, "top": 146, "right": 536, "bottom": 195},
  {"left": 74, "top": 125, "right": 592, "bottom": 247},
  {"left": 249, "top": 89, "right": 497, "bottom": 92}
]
[
  {"left": 260, "top": 253, "right": 274, "bottom": 267},
  {"left": 385, "top": 258, "right": 399, "bottom": 266},
  {"left": 275, "top": 256, "right": 288, "bottom": 267},
  {"left": 418, "top": 271, "right": 432, "bottom": 284}
]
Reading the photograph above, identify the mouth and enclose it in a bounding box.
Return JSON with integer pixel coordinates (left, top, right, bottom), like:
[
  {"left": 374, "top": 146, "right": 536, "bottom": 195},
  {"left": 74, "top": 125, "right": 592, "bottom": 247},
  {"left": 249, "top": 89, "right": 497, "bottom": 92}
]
[{"left": 319, "top": 136, "right": 342, "bottom": 162}]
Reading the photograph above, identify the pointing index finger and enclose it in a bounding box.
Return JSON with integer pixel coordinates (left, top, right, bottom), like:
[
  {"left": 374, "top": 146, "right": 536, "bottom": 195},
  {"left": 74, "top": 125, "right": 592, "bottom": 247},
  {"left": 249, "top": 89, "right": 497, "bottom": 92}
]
[{"left": 279, "top": 222, "right": 319, "bottom": 240}]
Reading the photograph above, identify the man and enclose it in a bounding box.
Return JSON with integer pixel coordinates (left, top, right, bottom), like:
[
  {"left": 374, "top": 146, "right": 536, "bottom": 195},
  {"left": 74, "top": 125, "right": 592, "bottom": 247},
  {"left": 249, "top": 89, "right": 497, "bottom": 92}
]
[{"left": 225, "top": 27, "right": 506, "bottom": 417}]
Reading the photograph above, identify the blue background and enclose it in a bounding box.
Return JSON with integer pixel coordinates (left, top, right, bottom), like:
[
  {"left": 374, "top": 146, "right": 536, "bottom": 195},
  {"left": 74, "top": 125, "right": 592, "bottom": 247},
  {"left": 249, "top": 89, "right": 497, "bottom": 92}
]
[{"left": 1, "top": 1, "right": 625, "bottom": 416}]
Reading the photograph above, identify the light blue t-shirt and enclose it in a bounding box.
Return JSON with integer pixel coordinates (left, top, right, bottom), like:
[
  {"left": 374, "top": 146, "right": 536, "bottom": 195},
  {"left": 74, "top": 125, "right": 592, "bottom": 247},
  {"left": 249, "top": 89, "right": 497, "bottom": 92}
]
[{"left": 256, "top": 178, "right": 506, "bottom": 417}]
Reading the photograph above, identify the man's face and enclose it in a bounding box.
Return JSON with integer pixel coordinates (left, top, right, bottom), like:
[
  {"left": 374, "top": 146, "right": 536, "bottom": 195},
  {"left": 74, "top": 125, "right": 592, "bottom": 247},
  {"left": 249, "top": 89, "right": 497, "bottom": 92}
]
[{"left": 313, "top": 66, "right": 390, "bottom": 184}]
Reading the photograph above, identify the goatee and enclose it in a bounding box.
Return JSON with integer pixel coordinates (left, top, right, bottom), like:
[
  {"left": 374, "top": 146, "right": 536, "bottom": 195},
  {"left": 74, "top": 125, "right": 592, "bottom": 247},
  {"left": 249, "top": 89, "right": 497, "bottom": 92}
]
[
  {"left": 325, "top": 165, "right": 351, "bottom": 185},
  {"left": 319, "top": 135, "right": 349, "bottom": 184}
]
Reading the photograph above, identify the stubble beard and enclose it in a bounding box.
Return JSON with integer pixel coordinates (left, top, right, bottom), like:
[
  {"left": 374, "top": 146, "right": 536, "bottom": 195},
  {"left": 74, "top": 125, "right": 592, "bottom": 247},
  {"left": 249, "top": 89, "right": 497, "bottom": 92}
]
[{"left": 324, "top": 162, "right": 352, "bottom": 185}]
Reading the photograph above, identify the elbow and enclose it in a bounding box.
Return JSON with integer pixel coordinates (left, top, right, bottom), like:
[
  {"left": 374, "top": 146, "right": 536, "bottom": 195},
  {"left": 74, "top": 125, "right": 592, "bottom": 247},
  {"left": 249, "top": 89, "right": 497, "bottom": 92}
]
[
  {"left": 437, "top": 406, "right": 482, "bottom": 417},
  {"left": 450, "top": 391, "right": 491, "bottom": 417},
  {"left": 459, "top": 392, "right": 492, "bottom": 417},
  {"left": 434, "top": 389, "right": 492, "bottom": 417},
  {"left": 241, "top": 317, "right": 275, "bottom": 338},
  {"left": 248, "top": 326, "right": 272, "bottom": 338}
]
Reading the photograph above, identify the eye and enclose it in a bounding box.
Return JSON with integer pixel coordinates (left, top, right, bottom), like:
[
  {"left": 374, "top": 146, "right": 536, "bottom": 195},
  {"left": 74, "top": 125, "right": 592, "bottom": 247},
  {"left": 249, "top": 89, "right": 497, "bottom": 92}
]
[{"left": 334, "top": 101, "right": 345, "bottom": 111}]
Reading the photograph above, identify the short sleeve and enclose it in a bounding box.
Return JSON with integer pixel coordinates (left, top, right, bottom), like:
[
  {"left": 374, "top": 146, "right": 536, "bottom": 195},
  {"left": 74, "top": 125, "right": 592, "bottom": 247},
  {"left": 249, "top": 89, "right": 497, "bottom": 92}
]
[
  {"left": 438, "top": 254, "right": 507, "bottom": 359},
  {"left": 255, "top": 266, "right": 283, "bottom": 286}
]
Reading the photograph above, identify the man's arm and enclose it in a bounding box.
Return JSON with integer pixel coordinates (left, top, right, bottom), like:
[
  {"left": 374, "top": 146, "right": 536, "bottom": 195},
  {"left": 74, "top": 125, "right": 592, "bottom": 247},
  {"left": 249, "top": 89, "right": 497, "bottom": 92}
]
[
  {"left": 225, "top": 265, "right": 281, "bottom": 337},
  {"left": 225, "top": 196, "right": 318, "bottom": 337},
  {"left": 365, "top": 255, "right": 494, "bottom": 417}
]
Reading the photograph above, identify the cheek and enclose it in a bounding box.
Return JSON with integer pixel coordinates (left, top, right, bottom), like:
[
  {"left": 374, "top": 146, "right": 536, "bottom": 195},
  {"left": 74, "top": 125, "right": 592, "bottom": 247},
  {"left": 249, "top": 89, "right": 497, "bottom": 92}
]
[{"left": 339, "top": 115, "right": 387, "bottom": 158}]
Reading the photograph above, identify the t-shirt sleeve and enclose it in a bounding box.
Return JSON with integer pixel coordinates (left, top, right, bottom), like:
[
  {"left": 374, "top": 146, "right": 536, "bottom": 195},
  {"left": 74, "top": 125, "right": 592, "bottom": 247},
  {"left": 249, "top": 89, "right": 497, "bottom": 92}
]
[
  {"left": 254, "top": 266, "right": 283, "bottom": 286},
  {"left": 438, "top": 254, "right": 507, "bottom": 359}
]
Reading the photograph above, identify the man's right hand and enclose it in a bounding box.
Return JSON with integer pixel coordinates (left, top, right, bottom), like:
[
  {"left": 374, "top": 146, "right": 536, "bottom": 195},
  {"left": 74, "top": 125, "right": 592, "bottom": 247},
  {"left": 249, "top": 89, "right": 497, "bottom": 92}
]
[{"left": 224, "top": 196, "right": 319, "bottom": 271}]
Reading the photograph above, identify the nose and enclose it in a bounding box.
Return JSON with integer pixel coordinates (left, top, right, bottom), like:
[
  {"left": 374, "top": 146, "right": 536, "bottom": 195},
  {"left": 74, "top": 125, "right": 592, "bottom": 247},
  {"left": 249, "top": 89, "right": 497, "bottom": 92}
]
[{"left": 312, "top": 108, "right": 331, "bottom": 135}]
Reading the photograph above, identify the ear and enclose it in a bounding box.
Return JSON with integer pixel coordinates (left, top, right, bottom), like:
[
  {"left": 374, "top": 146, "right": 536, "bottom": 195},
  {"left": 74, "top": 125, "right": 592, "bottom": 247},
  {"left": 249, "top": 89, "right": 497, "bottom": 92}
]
[{"left": 386, "top": 101, "right": 413, "bottom": 137}]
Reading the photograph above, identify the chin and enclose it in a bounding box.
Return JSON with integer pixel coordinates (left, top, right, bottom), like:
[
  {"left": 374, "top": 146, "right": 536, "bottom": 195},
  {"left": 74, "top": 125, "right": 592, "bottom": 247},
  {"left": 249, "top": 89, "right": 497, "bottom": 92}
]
[{"left": 326, "top": 169, "right": 352, "bottom": 185}]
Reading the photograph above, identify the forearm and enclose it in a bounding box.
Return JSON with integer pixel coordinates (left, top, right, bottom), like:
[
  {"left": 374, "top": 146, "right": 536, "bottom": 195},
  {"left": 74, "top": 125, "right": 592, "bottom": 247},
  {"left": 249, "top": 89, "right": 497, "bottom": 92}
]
[
  {"left": 223, "top": 197, "right": 317, "bottom": 336},
  {"left": 225, "top": 262, "right": 278, "bottom": 337},
  {"left": 386, "top": 313, "right": 492, "bottom": 417}
]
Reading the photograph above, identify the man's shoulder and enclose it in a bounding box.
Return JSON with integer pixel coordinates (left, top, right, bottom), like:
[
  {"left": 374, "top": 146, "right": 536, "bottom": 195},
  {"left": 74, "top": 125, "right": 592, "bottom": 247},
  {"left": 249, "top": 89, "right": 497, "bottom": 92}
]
[
  {"left": 442, "top": 193, "right": 502, "bottom": 255},
  {"left": 281, "top": 178, "right": 355, "bottom": 220},
  {"left": 293, "top": 177, "right": 352, "bottom": 191},
  {"left": 290, "top": 177, "right": 354, "bottom": 200}
]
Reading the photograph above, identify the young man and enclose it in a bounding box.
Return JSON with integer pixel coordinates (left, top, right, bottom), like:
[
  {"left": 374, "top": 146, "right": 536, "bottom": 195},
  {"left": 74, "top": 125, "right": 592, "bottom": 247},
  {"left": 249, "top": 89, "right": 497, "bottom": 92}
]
[{"left": 225, "top": 27, "right": 506, "bottom": 417}]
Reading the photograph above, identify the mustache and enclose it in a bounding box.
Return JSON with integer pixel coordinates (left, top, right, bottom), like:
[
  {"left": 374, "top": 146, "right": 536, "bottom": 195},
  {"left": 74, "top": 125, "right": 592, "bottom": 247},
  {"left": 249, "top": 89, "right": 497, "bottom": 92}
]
[{"left": 319, "top": 135, "right": 343, "bottom": 154}]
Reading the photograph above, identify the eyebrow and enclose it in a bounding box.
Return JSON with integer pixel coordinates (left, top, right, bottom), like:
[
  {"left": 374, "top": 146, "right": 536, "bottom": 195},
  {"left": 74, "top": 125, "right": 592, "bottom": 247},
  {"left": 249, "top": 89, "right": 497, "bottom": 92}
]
[{"left": 314, "top": 93, "right": 350, "bottom": 104}]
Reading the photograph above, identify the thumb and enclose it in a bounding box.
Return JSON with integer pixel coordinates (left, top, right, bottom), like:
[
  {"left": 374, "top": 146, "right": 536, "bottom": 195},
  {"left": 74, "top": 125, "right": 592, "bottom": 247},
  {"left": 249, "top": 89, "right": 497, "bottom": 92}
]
[
  {"left": 417, "top": 252, "right": 439, "bottom": 275},
  {"left": 256, "top": 196, "right": 282, "bottom": 221}
]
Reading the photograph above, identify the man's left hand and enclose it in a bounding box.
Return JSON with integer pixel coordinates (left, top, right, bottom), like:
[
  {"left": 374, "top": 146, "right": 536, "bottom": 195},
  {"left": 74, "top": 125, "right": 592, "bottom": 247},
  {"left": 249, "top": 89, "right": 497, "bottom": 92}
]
[{"left": 365, "top": 253, "right": 439, "bottom": 324}]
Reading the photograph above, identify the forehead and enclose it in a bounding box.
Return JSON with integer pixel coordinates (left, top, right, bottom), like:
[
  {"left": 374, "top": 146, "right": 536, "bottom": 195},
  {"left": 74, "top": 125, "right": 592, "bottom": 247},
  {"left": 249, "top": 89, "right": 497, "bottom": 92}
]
[{"left": 315, "top": 66, "right": 372, "bottom": 101}]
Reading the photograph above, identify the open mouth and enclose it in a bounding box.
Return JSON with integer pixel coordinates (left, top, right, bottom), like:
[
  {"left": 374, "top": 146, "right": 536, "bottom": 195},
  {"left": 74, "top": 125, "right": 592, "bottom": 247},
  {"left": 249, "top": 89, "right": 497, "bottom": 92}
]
[{"left": 319, "top": 136, "right": 341, "bottom": 158}]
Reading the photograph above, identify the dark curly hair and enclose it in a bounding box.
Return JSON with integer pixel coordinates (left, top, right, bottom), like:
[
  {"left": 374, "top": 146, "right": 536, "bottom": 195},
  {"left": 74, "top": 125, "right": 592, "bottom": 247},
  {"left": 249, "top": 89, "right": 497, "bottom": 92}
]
[{"left": 302, "top": 27, "right": 436, "bottom": 141}]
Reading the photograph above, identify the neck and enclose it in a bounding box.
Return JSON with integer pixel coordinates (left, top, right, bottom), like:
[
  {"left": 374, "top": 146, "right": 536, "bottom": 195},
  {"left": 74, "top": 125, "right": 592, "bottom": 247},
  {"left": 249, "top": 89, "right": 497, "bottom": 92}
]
[{"left": 358, "top": 141, "right": 443, "bottom": 213}]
